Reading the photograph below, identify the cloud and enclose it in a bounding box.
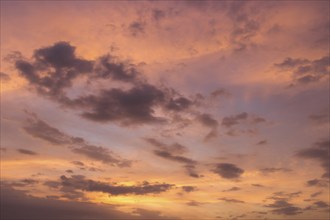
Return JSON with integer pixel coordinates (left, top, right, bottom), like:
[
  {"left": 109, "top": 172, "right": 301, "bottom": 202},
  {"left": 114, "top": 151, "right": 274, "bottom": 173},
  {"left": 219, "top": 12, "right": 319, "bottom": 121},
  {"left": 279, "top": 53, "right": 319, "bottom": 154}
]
[
  {"left": 251, "top": 184, "right": 264, "bottom": 187},
  {"left": 310, "top": 191, "right": 322, "bottom": 198},
  {"left": 259, "top": 167, "right": 291, "bottom": 175},
  {"left": 128, "top": 21, "right": 146, "bottom": 37},
  {"left": 17, "top": 148, "right": 38, "bottom": 155},
  {"left": 181, "top": 186, "right": 197, "bottom": 193},
  {"left": 58, "top": 175, "right": 174, "bottom": 196},
  {"left": 275, "top": 55, "right": 329, "bottom": 85},
  {"left": 212, "top": 163, "right": 244, "bottom": 179},
  {"left": 0, "top": 72, "right": 11, "bottom": 81},
  {"left": 264, "top": 200, "right": 302, "bottom": 215},
  {"left": 210, "top": 88, "right": 230, "bottom": 98},
  {"left": 256, "top": 140, "right": 267, "bottom": 145},
  {"left": 23, "top": 114, "right": 131, "bottom": 167},
  {"left": 186, "top": 200, "right": 205, "bottom": 207},
  {"left": 11, "top": 179, "right": 39, "bottom": 187},
  {"left": 221, "top": 112, "right": 267, "bottom": 128},
  {"left": 305, "top": 179, "right": 328, "bottom": 187},
  {"left": 71, "top": 161, "right": 85, "bottom": 166},
  {"left": 309, "top": 113, "right": 329, "bottom": 124},
  {"left": 218, "top": 197, "right": 245, "bottom": 203},
  {"left": 296, "top": 139, "right": 330, "bottom": 178},
  {"left": 145, "top": 138, "right": 201, "bottom": 178},
  {"left": 222, "top": 187, "right": 241, "bottom": 192},
  {"left": 196, "top": 113, "right": 218, "bottom": 141},
  {"left": 1, "top": 183, "right": 177, "bottom": 220}
]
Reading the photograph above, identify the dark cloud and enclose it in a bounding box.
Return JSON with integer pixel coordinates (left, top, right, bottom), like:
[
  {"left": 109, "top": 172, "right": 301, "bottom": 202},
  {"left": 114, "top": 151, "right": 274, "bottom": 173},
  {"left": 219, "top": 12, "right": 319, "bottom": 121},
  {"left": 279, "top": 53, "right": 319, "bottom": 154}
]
[
  {"left": 17, "top": 148, "right": 38, "bottom": 155},
  {"left": 23, "top": 114, "right": 131, "bottom": 167},
  {"left": 14, "top": 42, "right": 204, "bottom": 127},
  {"left": 0, "top": 72, "right": 10, "bottom": 81},
  {"left": 222, "top": 187, "right": 241, "bottom": 192},
  {"left": 264, "top": 200, "right": 302, "bottom": 215},
  {"left": 196, "top": 113, "right": 218, "bottom": 141},
  {"left": 145, "top": 138, "right": 201, "bottom": 178},
  {"left": 165, "top": 97, "right": 192, "bottom": 111},
  {"left": 275, "top": 55, "right": 329, "bottom": 85},
  {"left": 186, "top": 200, "right": 205, "bottom": 207},
  {"left": 128, "top": 21, "right": 146, "bottom": 37},
  {"left": 309, "top": 113, "right": 329, "bottom": 124},
  {"left": 93, "top": 54, "right": 139, "bottom": 82},
  {"left": 313, "top": 201, "right": 329, "bottom": 208},
  {"left": 152, "top": 9, "right": 166, "bottom": 22},
  {"left": 78, "top": 84, "right": 166, "bottom": 125},
  {"left": 251, "top": 184, "right": 264, "bottom": 187},
  {"left": 306, "top": 179, "right": 328, "bottom": 187},
  {"left": 11, "top": 179, "right": 39, "bottom": 187},
  {"left": 256, "top": 140, "right": 267, "bottom": 145},
  {"left": 181, "top": 186, "right": 197, "bottom": 193},
  {"left": 212, "top": 163, "right": 244, "bottom": 179},
  {"left": 71, "top": 161, "right": 85, "bottom": 166},
  {"left": 218, "top": 197, "right": 245, "bottom": 203},
  {"left": 1, "top": 184, "right": 177, "bottom": 220},
  {"left": 66, "top": 169, "right": 74, "bottom": 174},
  {"left": 310, "top": 191, "right": 322, "bottom": 198},
  {"left": 16, "top": 42, "right": 93, "bottom": 97},
  {"left": 296, "top": 139, "right": 330, "bottom": 178},
  {"left": 58, "top": 175, "right": 174, "bottom": 196},
  {"left": 210, "top": 89, "right": 230, "bottom": 98},
  {"left": 221, "top": 112, "right": 267, "bottom": 128},
  {"left": 72, "top": 145, "right": 131, "bottom": 167}
]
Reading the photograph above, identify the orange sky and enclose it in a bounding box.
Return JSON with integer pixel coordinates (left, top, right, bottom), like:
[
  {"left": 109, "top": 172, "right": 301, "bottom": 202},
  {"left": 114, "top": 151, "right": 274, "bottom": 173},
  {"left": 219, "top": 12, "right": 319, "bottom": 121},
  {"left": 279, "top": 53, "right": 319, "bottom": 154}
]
[{"left": 1, "top": 1, "right": 329, "bottom": 220}]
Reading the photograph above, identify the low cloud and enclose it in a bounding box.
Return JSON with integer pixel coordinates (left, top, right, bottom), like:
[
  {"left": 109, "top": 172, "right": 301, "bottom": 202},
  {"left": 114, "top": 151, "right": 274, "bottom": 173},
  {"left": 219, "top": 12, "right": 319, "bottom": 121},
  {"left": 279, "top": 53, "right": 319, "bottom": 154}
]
[
  {"left": 296, "top": 139, "right": 330, "bottom": 178},
  {"left": 212, "top": 163, "right": 244, "bottom": 179},
  {"left": 17, "top": 148, "right": 38, "bottom": 155},
  {"left": 275, "top": 55, "right": 329, "bottom": 86},
  {"left": 218, "top": 197, "right": 245, "bottom": 203},
  {"left": 23, "top": 114, "right": 131, "bottom": 167}
]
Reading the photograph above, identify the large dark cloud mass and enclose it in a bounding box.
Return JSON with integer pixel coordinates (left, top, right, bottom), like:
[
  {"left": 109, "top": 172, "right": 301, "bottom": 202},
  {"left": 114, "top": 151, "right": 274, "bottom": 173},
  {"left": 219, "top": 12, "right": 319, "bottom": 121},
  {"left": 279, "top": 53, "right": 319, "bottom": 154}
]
[
  {"left": 212, "top": 163, "right": 244, "bottom": 179},
  {"left": 14, "top": 42, "right": 196, "bottom": 126}
]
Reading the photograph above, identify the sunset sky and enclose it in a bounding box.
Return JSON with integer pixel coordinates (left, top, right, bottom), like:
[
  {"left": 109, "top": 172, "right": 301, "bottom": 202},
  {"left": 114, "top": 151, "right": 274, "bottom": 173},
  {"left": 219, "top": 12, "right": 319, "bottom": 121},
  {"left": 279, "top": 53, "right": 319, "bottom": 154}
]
[{"left": 0, "top": 1, "right": 329, "bottom": 219}]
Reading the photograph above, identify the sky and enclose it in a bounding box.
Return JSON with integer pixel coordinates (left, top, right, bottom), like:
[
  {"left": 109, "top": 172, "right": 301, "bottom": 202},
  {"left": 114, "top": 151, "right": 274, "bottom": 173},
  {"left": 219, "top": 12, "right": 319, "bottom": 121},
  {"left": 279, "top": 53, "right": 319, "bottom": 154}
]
[{"left": 0, "top": 1, "right": 329, "bottom": 219}]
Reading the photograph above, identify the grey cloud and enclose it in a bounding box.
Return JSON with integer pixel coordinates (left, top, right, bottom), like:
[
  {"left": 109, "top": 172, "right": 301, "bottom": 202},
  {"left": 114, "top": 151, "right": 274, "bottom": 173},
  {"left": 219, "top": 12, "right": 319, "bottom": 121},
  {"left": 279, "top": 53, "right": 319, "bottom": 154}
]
[
  {"left": 218, "top": 197, "right": 245, "bottom": 203},
  {"left": 212, "top": 163, "right": 244, "bottom": 179},
  {"left": 275, "top": 55, "right": 329, "bottom": 85},
  {"left": 306, "top": 179, "right": 328, "bottom": 187},
  {"left": 59, "top": 175, "right": 174, "bottom": 196},
  {"left": 1, "top": 184, "right": 177, "bottom": 220},
  {"left": 222, "top": 187, "right": 241, "bottom": 192},
  {"left": 14, "top": 42, "right": 203, "bottom": 127},
  {"left": 145, "top": 138, "right": 201, "bottom": 178},
  {"left": 264, "top": 200, "right": 302, "bottom": 215},
  {"left": 181, "top": 186, "right": 197, "bottom": 193},
  {"left": 256, "top": 140, "right": 267, "bottom": 145},
  {"left": 196, "top": 113, "right": 218, "bottom": 141},
  {"left": 11, "top": 179, "right": 39, "bottom": 187},
  {"left": 297, "top": 139, "right": 330, "bottom": 178},
  {"left": 23, "top": 114, "right": 131, "bottom": 167},
  {"left": 221, "top": 112, "right": 267, "bottom": 128},
  {"left": 128, "top": 21, "right": 145, "bottom": 37},
  {"left": 71, "top": 161, "right": 85, "bottom": 166},
  {"left": 72, "top": 145, "right": 131, "bottom": 167},
  {"left": 314, "top": 201, "right": 329, "bottom": 208},
  {"left": 17, "top": 148, "right": 38, "bottom": 155},
  {"left": 210, "top": 88, "right": 230, "bottom": 98},
  {"left": 310, "top": 191, "right": 322, "bottom": 198}
]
